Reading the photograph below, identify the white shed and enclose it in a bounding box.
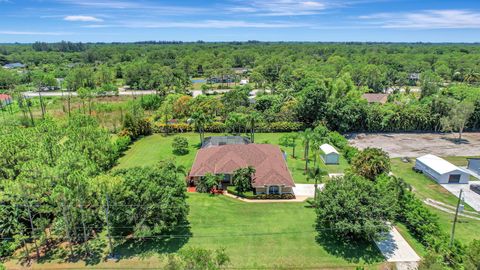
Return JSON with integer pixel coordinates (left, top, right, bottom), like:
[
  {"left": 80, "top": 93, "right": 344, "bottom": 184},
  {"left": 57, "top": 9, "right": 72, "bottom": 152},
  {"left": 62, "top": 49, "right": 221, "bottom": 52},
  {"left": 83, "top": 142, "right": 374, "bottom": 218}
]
[
  {"left": 414, "top": 154, "right": 469, "bottom": 184},
  {"left": 320, "top": 144, "right": 339, "bottom": 165}
]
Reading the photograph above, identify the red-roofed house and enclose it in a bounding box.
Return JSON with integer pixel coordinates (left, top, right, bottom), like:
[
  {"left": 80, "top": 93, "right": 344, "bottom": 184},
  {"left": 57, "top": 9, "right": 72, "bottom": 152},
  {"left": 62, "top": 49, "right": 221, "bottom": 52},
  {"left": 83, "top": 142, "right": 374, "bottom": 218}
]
[
  {"left": 188, "top": 144, "right": 295, "bottom": 195},
  {"left": 0, "top": 94, "right": 12, "bottom": 107},
  {"left": 362, "top": 93, "right": 389, "bottom": 104}
]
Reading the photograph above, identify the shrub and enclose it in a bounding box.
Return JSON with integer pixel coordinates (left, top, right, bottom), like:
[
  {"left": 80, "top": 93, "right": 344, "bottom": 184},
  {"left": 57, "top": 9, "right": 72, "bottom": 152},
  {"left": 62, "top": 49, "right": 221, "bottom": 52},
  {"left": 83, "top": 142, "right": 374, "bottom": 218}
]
[
  {"left": 204, "top": 122, "right": 226, "bottom": 133},
  {"left": 140, "top": 94, "right": 163, "bottom": 111},
  {"left": 196, "top": 173, "right": 221, "bottom": 193},
  {"left": 343, "top": 145, "right": 359, "bottom": 163},
  {"left": 351, "top": 147, "right": 391, "bottom": 180},
  {"left": 153, "top": 123, "right": 193, "bottom": 133},
  {"left": 172, "top": 136, "right": 189, "bottom": 155},
  {"left": 328, "top": 131, "right": 349, "bottom": 150},
  {"left": 114, "top": 135, "right": 131, "bottom": 152},
  {"left": 257, "top": 121, "right": 304, "bottom": 132},
  {"left": 122, "top": 113, "right": 152, "bottom": 139}
]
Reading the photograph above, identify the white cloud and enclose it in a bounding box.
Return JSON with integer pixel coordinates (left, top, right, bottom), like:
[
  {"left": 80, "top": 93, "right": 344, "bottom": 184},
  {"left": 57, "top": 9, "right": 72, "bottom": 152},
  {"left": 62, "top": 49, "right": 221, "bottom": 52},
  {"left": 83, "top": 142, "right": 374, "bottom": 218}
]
[
  {"left": 85, "top": 20, "right": 308, "bottom": 29},
  {"left": 359, "top": 9, "right": 480, "bottom": 29},
  {"left": 64, "top": 15, "right": 103, "bottom": 22},
  {"left": 0, "top": 31, "right": 71, "bottom": 35},
  {"left": 227, "top": 0, "right": 327, "bottom": 16}
]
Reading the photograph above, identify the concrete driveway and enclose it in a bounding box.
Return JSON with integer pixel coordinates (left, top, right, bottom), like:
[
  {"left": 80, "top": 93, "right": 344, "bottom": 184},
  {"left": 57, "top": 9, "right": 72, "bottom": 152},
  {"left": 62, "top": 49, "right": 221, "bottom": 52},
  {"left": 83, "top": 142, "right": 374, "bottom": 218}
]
[
  {"left": 292, "top": 184, "right": 324, "bottom": 198},
  {"left": 441, "top": 182, "right": 480, "bottom": 211},
  {"left": 375, "top": 226, "right": 420, "bottom": 265}
]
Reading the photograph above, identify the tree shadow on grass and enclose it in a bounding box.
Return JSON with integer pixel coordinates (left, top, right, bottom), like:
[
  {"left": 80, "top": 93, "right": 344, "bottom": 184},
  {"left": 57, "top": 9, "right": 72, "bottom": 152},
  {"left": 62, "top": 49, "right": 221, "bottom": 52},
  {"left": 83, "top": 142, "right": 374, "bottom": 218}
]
[
  {"left": 315, "top": 231, "right": 384, "bottom": 264},
  {"left": 114, "top": 225, "right": 192, "bottom": 261}
]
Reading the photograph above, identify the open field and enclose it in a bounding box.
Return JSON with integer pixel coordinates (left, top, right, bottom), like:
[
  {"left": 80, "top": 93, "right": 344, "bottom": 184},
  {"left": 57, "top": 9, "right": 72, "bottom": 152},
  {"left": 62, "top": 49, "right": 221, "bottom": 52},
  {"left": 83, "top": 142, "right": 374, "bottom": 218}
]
[
  {"left": 6, "top": 194, "right": 385, "bottom": 270},
  {"left": 348, "top": 132, "right": 480, "bottom": 158},
  {"left": 116, "top": 132, "right": 350, "bottom": 184}
]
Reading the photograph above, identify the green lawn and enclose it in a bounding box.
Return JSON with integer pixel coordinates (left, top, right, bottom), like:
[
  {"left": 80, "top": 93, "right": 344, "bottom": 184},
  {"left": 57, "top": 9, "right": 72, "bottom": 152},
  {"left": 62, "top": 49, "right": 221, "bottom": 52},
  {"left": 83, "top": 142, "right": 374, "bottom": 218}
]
[
  {"left": 116, "top": 132, "right": 351, "bottom": 184},
  {"left": 114, "top": 193, "right": 384, "bottom": 269}
]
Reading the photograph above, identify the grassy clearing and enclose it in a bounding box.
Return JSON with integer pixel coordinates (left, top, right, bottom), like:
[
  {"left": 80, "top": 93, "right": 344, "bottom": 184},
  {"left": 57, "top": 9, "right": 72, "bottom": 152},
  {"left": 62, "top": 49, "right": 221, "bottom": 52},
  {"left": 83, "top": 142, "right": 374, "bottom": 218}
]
[
  {"left": 427, "top": 205, "right": 480, "bottom": 245},
  {"left": 115, "top": 132, "right": 351, "bottom": 184}
]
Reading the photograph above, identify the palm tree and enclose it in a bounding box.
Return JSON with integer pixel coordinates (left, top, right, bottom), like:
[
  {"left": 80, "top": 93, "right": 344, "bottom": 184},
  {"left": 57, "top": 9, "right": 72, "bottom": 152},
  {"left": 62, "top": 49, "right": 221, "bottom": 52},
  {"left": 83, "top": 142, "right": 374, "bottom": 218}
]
[
  {"left": 226, "top": 112, "right": 246, "bottom": 135},
  {"left": 299, "top": 128, "right": 313, "bottom": 173},
  {"left": 191, "top": 111, "right": 211, "bottom": 145},
  {"left": 307, "top": 166, "right": 323, "bottom": 201},
  {"left": 246, "top": 111, "right": 261, "bottom": 143}
]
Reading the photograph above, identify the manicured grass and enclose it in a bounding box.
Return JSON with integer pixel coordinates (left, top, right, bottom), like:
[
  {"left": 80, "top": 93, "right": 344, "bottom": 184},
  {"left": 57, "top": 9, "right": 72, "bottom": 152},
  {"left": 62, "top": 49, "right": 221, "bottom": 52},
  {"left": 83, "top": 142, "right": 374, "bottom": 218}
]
[
  {"left": 116, "top": 132, "right": 351, "bottom": 184},
  {"left": 116, "top": 194, "right": 384, "bottom": 269},
  {"left": 12, "top": 194, "right": 385, "bottom": 269},
  {"left": 427, "top": 205, "right": 480, "bottom": 244}
]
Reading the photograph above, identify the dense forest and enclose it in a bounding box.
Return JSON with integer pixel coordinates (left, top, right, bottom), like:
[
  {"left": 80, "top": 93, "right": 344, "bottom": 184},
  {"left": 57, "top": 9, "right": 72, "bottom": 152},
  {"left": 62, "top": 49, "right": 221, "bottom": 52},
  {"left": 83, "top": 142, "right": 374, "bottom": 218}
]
[{"left": 1, "top": 42, "right": 479, "bottom": 136}]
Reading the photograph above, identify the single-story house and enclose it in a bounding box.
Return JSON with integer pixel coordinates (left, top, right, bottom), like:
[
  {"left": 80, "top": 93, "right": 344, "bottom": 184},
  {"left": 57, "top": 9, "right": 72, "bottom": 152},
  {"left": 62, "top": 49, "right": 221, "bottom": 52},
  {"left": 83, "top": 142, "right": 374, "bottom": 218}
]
[
  {"left": 467, "top": 158, "right": 480, "bottom": 175},
  {"left": 0, "top": 94, "right": 12, "bottom": 107},
  {"left": 415, "top": 154, "right": 469, "bottom": 184},
  {"left": 362, "top": 93, "right": 389, "bottom": 104},
  {"left": 3, "top": 62, "right": 25, "bottom": 69},
  {"left": 320, "top": 143, "right": 339, "bottom": 165},
  {"left": 188, "top": 144, "right": 295, "bottom": 195}
]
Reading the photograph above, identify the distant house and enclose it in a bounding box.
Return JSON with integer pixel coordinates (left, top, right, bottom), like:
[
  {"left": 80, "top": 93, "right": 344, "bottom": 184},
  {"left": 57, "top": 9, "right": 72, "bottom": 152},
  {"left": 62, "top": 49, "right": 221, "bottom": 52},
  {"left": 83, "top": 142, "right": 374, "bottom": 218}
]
[
  {"left": 0, "top": 94, "right": 12, "bottom": 107},
  {"left": 201, "top": 136, "right": 250, "bottom": 148},
  {"left": 362, "top": 93, "right": 389, "bottom": 104},
  {"left": 232, "top": 67, "right": 249, "bottom": 75},
  {"left": 408, "top": 73, "right": 420, "bottom": 81},
  {"left": 3, "top": 63, "right": 25, "bottom": 69},
  {"left": 320, "top": 144, "right": 340, "bottom": 165},
  {"left": 188, "top": 144, "right": 295, "bottom": 195},
  {"left": 207, "top": 75, "right": 235, "bottom": 84},
  {"left": 467, "top": 158, "right": 480, "bottom": 175},
  {"left": 240, "top": 79, "right": 249, "bottom": 85},
  {"left": 415, "top": 154, "right": 469, "bottom": 184}
]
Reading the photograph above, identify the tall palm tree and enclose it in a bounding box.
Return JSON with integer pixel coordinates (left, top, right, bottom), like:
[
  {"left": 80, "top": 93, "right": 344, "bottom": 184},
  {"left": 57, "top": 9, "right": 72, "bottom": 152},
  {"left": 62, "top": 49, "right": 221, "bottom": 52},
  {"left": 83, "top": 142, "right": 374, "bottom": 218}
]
[
  {"left": 307, "top": 166, "right": 323, "bottom": 201},
  {"left": 299, "top": 128, "right": 313, "bottom": 173},
  {"left": 246, "top": 111, "right": 261, "bottom": 143},
  {"left": 191, "top": 111, "right": 211, "bottom": 145}
]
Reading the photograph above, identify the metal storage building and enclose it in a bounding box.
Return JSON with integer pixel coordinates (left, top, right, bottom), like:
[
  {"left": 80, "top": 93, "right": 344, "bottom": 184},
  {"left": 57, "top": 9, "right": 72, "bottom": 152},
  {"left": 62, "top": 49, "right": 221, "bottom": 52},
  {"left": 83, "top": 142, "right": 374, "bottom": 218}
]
[{"left": 414, "top": 154, "right": 469, "bottom": 184}]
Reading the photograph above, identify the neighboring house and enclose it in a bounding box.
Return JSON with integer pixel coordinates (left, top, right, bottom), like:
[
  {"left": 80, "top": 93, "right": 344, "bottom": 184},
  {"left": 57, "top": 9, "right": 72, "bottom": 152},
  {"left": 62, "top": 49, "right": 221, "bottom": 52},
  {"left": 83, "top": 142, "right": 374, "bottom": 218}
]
[
  {"left": 415, "top": 154, "right": 469, "bottom": 184},
  {"left": 362, "top": 93, "right": 389, "bottom": 104},
  {"left": 320, "top": 143, "right": 340, "bottom": 165},
  {"left": 240, "top": 79, "right": 249, "bottom": 85},
  {"left": 202, "top": 136, "right": 250, "bottom": 148},
  {"left": 467, "top": 158, "right": 480, "bottom": 175},
  {"left": 0, "top": 94, "right": 12, "bottom": 107},
  {"left": 188, "top": 144, "right": 295, "bottom": 195},
  {"left": 409, "top": 73, "right": 420, "bottom": 81},
  {"left": 207, "top": 75, "right": 235, "bottom": 84},
  {"left": 3, "top": 62, "right": 25, "bottom": 69},
  {"left": 233, "top": 67, "right": 249, "bottom": 74}
]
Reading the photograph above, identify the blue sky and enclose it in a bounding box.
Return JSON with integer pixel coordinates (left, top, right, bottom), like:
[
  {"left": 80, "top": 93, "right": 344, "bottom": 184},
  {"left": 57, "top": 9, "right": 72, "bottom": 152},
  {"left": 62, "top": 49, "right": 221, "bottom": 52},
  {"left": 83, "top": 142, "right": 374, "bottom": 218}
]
[{"left": 1, "top": 0, "right": 480, "bottom": 42}]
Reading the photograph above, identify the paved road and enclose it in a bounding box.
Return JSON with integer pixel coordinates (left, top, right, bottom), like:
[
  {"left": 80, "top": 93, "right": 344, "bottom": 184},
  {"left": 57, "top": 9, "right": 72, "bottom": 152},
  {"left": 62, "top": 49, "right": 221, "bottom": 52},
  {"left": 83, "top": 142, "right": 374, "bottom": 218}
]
[
  {"left": 375, "top": 226, "right": 420, "bottom": 266},
  {"left": 441, "top": 182, "right": 480, "bottom": 212},
  {"left": 23, "top": 90, "right": 157, "bottom": 97}
]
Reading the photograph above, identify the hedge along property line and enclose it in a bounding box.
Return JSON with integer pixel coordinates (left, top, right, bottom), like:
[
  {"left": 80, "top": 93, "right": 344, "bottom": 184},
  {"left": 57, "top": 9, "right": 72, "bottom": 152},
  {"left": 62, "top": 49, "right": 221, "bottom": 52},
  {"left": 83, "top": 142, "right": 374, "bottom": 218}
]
[
  {"left": 152, "top": 121, "right": 305, "bottom": 134},
  {"left": 226, "top": 187, "right": 296, "bottom": 200}
]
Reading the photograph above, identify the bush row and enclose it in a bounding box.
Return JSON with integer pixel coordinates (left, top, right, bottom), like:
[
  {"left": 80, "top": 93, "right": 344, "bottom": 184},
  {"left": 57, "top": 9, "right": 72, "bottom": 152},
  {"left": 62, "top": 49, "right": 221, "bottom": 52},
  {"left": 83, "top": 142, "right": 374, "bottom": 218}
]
[
  {"left": 226, "top": 189, "right": 296, "bottom": 200},
  {"left": 152, "top": 121, "right": 305, "bottom": 134}
]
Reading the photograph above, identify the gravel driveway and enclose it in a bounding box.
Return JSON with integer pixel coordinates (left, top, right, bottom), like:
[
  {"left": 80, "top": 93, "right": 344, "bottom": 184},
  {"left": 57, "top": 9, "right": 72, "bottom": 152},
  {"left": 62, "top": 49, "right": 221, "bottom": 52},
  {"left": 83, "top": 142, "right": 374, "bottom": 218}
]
[{"left": 348, "top": 132, "right": 480, "bottom": 158}]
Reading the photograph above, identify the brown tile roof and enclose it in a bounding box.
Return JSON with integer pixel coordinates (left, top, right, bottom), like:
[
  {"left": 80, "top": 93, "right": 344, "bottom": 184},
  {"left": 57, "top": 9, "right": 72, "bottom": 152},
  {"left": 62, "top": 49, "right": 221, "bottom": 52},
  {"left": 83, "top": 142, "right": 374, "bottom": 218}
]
[
  {"left": 362, "top": 93, "right": 389, "bottom": 104},
  {"left": 0, "top": 94, "right": 12, "bottom": 101},
  {"left": 189, "top": 144, "right": 295, "bottom": 188}
]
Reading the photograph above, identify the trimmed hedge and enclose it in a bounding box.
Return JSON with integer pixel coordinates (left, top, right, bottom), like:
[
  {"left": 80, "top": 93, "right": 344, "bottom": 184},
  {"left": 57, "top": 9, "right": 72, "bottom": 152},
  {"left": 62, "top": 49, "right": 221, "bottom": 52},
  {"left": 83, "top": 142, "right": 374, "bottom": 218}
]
[
  {"left": 226, "top": 188, "right": 296, "bottom": 200},
  {"left": 152, "top": 121, "right": 304, "bottom": 134}
]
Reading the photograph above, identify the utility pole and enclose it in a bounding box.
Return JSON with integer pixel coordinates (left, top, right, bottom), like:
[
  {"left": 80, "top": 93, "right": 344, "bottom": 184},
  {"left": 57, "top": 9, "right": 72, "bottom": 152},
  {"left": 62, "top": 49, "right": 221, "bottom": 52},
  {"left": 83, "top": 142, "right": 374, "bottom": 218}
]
[
  {"left": 450, "top": 189, "right": 464, "bottom": 248},
  {"left": 104, "top": 193, "right": 114, "bottom": 259}
]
